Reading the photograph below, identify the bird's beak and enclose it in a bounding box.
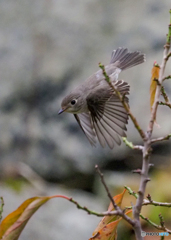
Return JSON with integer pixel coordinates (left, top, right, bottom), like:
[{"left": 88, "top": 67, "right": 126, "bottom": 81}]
[{"left": 58, "top": 108, "right": 66, "bottom": 115}]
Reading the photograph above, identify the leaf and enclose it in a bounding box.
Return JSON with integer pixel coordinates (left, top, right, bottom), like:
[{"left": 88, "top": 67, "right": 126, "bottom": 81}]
[
  {"left": 89, "top": 217, "right": 122, "bottom": 240},
  {"left": 107, "top": 189, "right": 126, "bottom": 212},
  {"left": 92, "top": 189, "right": 126, "bottom": 236},
  {"left": 150, "top": 61, "right": 160, "bottom": 111},
  {"left": 0, "top": 196, "right": 51, "bottom": 240},
  {"left": 0, "top": 194, "right": 70, "bottom": 240},
  {"left": 90, "top": 210, "right": 132, "bottom": 240}
]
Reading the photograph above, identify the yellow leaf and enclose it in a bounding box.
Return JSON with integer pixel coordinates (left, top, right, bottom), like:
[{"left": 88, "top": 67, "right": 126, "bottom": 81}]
[
  {"left": 0, "top": 196, "right": 50, "bottom": 240},
  {"left": 150, "top": 61, "right": 160, "bottom": 111}
]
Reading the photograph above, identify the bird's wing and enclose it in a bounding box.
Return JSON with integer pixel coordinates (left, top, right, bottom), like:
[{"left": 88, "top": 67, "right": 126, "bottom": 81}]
[
  {"left": 74, "top": 113, "right": 97, "bottom": 146},
  {"left": 84, "top": 80, "right": 130, "bottom": 149}
]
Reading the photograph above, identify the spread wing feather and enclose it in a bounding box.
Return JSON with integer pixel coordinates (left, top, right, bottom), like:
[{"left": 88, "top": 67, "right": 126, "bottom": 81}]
[
  {"left": 74, "top": 80, "right": 129, "bottom": 149},
  {"left": 74, "top": 113, "right": 96, "bottom": 146}
]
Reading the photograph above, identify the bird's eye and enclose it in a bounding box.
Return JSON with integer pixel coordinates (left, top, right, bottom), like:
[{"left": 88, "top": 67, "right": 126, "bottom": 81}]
[{"left": 71, "top": 99, "right": 76, "bottom": 105}]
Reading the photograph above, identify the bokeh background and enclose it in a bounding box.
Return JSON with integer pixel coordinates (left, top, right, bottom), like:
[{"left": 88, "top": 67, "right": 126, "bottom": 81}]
[{"left": 0, "top": 0, "right": 171, "bottom": 239}]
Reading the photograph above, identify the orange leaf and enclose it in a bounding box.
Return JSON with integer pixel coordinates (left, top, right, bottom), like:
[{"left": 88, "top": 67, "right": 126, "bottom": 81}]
[
  {"left": 150, "top": 61, "right": 160, "bottom": 111},
  {"left": 108, "top": 189, "right": 126, "bottom": 211},
  {"left": 89, "top": 218, "right": 122, "bottom": 240},
  {"left": 92, "top": 189, "right": 126, "bottom": 236},
  {"left": 0, "top": 196, "right": 51, "bottom": 240}
]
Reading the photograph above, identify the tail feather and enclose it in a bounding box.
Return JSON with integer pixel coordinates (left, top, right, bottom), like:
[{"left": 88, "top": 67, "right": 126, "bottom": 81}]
[{"left": 110, "top": 47, "right": 145, "bottom": 70}]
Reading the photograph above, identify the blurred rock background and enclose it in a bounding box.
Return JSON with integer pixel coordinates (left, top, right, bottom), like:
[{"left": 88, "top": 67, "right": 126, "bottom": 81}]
[{"left": 0, "top": 0, "right": 171, "bottom": 239}]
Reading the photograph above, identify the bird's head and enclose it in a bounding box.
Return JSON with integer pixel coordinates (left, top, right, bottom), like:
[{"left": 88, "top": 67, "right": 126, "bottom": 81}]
[{"left": 58, "top": 92, "right": 83, "bottom": 114}]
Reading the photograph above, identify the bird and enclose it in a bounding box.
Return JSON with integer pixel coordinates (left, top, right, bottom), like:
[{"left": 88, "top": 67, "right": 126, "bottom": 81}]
[{"left": 58, "top": 47, "right": 145, "bottom": 149}]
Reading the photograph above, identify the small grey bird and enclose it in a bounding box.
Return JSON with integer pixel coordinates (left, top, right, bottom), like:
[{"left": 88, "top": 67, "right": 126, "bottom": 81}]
[{"left": 59, "top": 47, "right": 145, "bottom": 149}]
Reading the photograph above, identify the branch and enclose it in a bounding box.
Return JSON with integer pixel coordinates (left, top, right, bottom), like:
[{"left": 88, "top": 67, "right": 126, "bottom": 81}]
[
  {"left": 161, "top": 85, "right": 170, "bottom": 102},
  {"left": 148, "top": 10, "right": 171, "bottom": 133},
  {"left": 95, "top": 165, "right": 135, "bottom": 226},
  {"left": 99, "top": 63, "right": 146, "bottom": 141},
  {"left": 125, "top": 186, "right": 138, "bottom": 199},
  {"left": 151, "top": 134, "right": 171, "bottom": 144},
  {"left": 166, "top": 10, "right": 171, "bottom": 44},
  {"left": 70, "top": 196, "right": 129, "bottom": 217},
  {"left": 0, "top": 197, "right": 4, "bottom": 222},
  {"left": 99, "top": 63, "right": 145, "bottom": 239},
  {"left": 69, "top": 196, "right": 116, "bottom": 217},
  {"left": 159, "top": 101, "right": 171, "bottom": 109},
  {"left": 125, "top": 187, "right": 171, "bottom": 233},
  {"left": 140, "top": 214, "right": 171, "bottom": 234},
  {"left": 122, "top": 137, "right": 144, "bottom": 151},
  {"left": 95, "top": 165, "right": 117, "bottom": 209},
  {"left": 162, "top": 74, "right": 171, "bottom": 81},
  {"left": 148, "top": 42, "right": 170, "bottom": 134},
  {"left": 132, "top": 14, "right": 171, "bottom": 239},
  {"left": 126, "top": 186, "right": 171, "bottom": 207},
  {"left": 99, "top": 14, "right": 171, "bottom": 238}
]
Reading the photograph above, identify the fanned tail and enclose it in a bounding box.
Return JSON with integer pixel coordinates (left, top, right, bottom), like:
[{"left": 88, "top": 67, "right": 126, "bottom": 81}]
[{"left": 110, "top": 47, "right": 145, "bottom": 70}]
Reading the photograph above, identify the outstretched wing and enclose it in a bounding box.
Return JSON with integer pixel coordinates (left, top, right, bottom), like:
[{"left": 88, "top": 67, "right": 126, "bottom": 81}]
[
  {"left": 74, "top": 80, "right": 129, "bottom": 149},
  {"left": 74, "top": 113, "right": 96, "bottom": 146}
]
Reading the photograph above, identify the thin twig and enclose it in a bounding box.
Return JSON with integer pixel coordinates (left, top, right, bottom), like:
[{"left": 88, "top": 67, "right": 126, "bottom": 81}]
[
  {"left": 0, "top": 197, "right": 4, "bottom": 222},
  {"left": 148, "top": 42, "right": 170, "bottom": 134},
  {"left": 162, "top": 74, "right": 171, "bottom": 81},
  {"left": 70, "top": 196, "right": 116, "bottom": 217},
  {"left": 151, "top": 134, "right": 171, "bottom": 144},
  {"left": 144, "top": 199, "right": 171, "bottom": 207},
  {"left": 125, "top": 187, "right": 171, "bottom": 233},
  {"left": 95, "top": 165, "right": 135, "bottom": 226},
  {"left": 126, "top": 186, "right": 171, "bottom": 207},
  {"left": 125, "top": 186, "right": 138, "bottom": 198},
  {"left": 159, "top": 213, "right": 165, "bottom": 228},
  {"left": 140, "top": 214, "right": 171, "bottom": 234},
  {"left": 99, "top": 63, "right": 146, "bottom": 141},
  {"left": 161, "top": 86, "right": 170, "bottom": 102},
  {"left": 159, "top": 101, "right": 171, "bottom": 108},
  {"left": 95, "top": 165, "right": 117, "bottom": 210},
  {"left": 122, "top": 137, "right": 144, "bottom": 151},
  {"left": 165, "top": 52, "right": 171, "bottom": 61}
]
